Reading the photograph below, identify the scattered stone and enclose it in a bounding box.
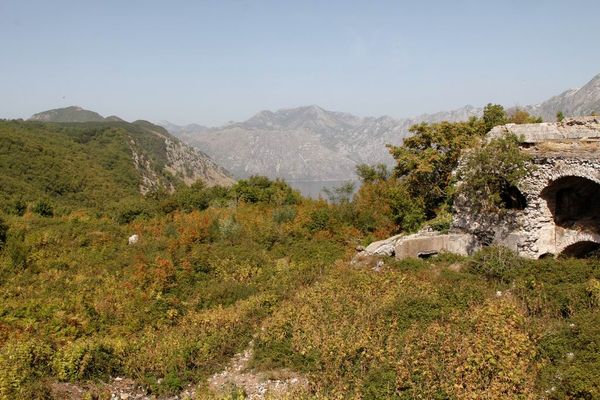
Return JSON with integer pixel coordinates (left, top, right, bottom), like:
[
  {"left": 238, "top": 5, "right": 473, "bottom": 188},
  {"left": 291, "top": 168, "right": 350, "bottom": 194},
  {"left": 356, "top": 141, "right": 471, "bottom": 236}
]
[
  {"left": 128, "top": 234, "right": 139, "bottom": 245},
  {"left": 207, "top": 341, "right": 308, "bottom": 399},
  {"left": 372, "top": 260, "right": 385, "bottom": 272},
  {"left": 448, "top": 263, "right": 463, "bottom": 272}
]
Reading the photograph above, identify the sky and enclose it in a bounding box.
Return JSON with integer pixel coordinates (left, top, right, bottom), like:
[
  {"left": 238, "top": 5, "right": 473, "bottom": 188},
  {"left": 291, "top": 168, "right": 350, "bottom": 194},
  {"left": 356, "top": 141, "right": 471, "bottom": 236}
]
[{"left": 1, "top": 0, "right": 600, "bottom": 126}]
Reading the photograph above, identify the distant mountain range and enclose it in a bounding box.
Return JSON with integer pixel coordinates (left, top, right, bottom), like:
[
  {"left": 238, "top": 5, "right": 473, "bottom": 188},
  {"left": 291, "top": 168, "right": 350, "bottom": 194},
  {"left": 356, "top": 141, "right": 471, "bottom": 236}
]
[
  {"left": 161, "top": 73, "right": 600, "bottom": 182},
  {"left": 26, "top": 107, "right": 234, "bottom": 192}
]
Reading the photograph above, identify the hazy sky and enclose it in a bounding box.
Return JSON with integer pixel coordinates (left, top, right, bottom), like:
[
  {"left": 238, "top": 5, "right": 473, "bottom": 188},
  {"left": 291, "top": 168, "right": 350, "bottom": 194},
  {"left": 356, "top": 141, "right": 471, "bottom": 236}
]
[{"left": 1, "top": 0, "right": 599, "bottom": 126}]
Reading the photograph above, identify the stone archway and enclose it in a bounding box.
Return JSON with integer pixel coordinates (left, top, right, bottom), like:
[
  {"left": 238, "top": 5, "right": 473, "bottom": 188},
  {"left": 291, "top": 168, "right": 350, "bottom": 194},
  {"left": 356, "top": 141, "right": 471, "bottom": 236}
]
[
  {"left": 541, "top": 176, "right": 600, "bottom": 232},
  {"left": 559, "top": 241, "right": 600, "bottom": 258}
]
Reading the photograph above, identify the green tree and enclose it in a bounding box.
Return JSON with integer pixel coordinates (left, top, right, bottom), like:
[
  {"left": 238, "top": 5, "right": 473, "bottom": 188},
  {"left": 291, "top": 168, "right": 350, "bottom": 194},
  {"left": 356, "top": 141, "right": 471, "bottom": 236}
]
[
  {"left": 509, "top": 108, "right": 542, "bottom": 124},
  {"left": 355, "top": 163, "right": 390, "bottom": 184},
  {"left": 232, "top": 176, "right": 301, "bottom": 205},
  {"left": 556, "top": 111, "right": 565, "bottom": 122},
  {"left": 323, "top": 181, "right": 355, "bottom": 204},
  {"left": 387, "top": 117, "right": 486, "bottom": 219},
  {"left": 457, "top": 133, "right": 531, "bottom": 213},
  {"left": 483, "top": 103, "right": 507, "bottom": 132}
]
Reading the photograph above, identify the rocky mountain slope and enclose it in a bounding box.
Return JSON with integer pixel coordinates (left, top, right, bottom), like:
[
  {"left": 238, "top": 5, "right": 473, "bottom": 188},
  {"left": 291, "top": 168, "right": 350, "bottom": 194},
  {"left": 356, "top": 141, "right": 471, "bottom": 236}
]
[
  {"left": 524, "top": 73, "right": 600, "bottom": 121},
  {"left": 20, "top": 108, "right": 234, "bottom": 197},
  {"left": 162, "top": 73, "right": 600, "bottom": 182}
]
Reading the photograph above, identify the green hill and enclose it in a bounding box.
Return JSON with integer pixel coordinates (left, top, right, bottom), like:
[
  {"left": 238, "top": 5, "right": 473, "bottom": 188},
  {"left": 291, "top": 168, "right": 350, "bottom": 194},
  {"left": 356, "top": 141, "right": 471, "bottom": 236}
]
[
  {"left": 29, "top": 106, "right": 106, "bottom": 123},
  {"left": 0, "top": 119, "right": 233, "bottom": 213}
]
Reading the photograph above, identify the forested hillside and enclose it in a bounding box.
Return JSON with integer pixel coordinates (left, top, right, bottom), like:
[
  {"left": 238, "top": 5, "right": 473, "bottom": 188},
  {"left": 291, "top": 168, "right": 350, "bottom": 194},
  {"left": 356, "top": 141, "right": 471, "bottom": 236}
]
[{"left": 0, "top": 119, "right": 233, "bottom": 215}]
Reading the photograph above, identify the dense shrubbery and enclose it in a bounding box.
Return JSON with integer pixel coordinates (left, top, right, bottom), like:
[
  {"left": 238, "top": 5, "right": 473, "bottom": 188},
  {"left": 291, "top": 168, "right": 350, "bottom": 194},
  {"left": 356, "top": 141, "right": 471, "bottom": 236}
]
[
  {"left": 458, "top": 133, "right": 531, "bottom": 213},
  {"left": 2, "top": 110, "right": 600, "bottom": 399}
]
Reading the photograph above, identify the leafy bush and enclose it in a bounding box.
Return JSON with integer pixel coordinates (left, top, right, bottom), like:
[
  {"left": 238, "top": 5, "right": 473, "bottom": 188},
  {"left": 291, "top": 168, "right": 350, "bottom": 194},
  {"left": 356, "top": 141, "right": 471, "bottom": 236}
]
[
  {"left": 457, "top": 133, "right": 531, "bottom": 214},
  {"left": 0, "top": 218, "right": 7, "bottom": 250},
  {"left": 306, "top": 207, "right": 331, "bottom": 232},
  {"left": 32, "top": 199, "right": 54, "bottom": 217},
  {"left": 0, "top": 338, "right": 53, "bottom": 400},
  {"left": 468, "top": 246, "right": 523, "bottom": 283},
  {"left": 114, "top": 199, "right": 153, "bottom": 224},
  {"left": 232, "top": 176, "right": 301, "bottom": 205},
  {"left": 273, "top": 206, "right": 297, "bottom": 224},
  {"left": 5, "top": 234, "right": 29, "bottom": 270},
  {"left": 52, "top": 339, "right": 124, "bottom": 381}
]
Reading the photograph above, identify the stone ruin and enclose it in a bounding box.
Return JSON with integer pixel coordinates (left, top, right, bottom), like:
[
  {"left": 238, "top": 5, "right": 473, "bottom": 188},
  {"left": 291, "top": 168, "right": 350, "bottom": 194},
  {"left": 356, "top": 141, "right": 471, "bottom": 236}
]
[{"left": 360, "top": 116, "right": 600, "bottom": 261}]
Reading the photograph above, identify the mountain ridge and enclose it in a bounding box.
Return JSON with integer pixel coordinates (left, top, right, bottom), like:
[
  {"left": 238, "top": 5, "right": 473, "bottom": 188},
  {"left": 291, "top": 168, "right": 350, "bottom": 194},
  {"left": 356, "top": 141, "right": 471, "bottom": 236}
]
[
  {"left": 161, "top": 73, "right": 600, "bottom": 181},
  {"left": 25, "top": 107, "right": 234, "bottom": 192}
]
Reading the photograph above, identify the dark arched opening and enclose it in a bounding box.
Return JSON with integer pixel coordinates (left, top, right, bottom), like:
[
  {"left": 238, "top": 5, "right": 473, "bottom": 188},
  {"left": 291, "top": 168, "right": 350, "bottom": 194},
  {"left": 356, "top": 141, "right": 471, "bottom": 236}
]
[
  {"left": 417, "top": 251, "right": 438, "bottom": 259},
  {"left": 560, "top": 241, "right": 600, "bottom": 259},
  {"left": 500, "top": 184, "right": 527, "bottom": 210},
  {"left": 538, "top": 252, "right": 554, "bottom": 259},
  {"left": 541, "top": 176, "right": 600, "bottom": 231}
]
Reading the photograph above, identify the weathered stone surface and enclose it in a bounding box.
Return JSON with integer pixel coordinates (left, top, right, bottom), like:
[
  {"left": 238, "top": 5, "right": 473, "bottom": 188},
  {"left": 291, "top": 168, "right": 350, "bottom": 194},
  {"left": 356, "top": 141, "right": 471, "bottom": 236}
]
[
  {"left": 394, "top": 232, "right": 478, "bottom": 259},
  {"left": 456, "top": 117, "right": 600, "bottom": 259},
  {"left": 365, "top": 234, "right": 404, "bottom": 256},
  {"left": 488, "top": 116, "right": 600, "bottom": 143}
]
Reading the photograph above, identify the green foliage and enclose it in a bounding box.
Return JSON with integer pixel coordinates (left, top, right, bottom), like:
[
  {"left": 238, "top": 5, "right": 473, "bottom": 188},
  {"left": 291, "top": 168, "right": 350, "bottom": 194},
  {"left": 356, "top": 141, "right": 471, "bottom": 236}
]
[
  {"left": 306, "top": 207, "right": 332, "bottom": 232},
  {"left": 387, "top": 117, "right": 486, "bottom": 220},
  {"left": 0, "top": 218, "right": 7, "bottom": 250},
  {"left": 0, "top": 105, "right": 598, "bottom": 399},
  {"left": 232, "top": 176, "right": 301, "bottom": 205},
  {"left": 355, "top": 163, "right": 390, "bottom": 184},
  {"left": 273, "top": 206, "right": 297, "bottom": 224},
  {"left": 458, "top": 133, "right": 531, "bottom": 213},
  {"left": 386, "top": 181, "right": 426, "bottom": 232},
  {"left": 322, "top": 181, "right": 355, "bottom": 204},
  {"left": 384, "top": 103, "right": 541, "bottom": 228},
  {"left": 0, "top": 338, "right": 53, "bottom": 400},
  {"left": 537, "top": 312, "right": 600, "bottom": 399},
  {"left": 425, "top": 207, "right": 452, "bottom": 233},
  {"left": 556, "top": 110, "right": 565, "bottom": 122},
  {"left": 52, "top": 339, "right": 124, "bottom": 381},
  {"left": 0, "top": 119, "right": 211, "bottom": 216},
  {"left": 483, "top": 103, "right": 508, "bottom": 131},
  {"left": 509, "top": 108, "right": 543, "bottom": 124},
  {"left": 468, "top": 245, "right": 524, "bottom": 283},
  {"left": 4, "top": 233, "right": 29, "bottom": 270},
  {"left": 114, "top": 198, "right": 153, "bottom": 224},
  {"left": 32, "top": 199, "right": 54, "bottom": 217}
]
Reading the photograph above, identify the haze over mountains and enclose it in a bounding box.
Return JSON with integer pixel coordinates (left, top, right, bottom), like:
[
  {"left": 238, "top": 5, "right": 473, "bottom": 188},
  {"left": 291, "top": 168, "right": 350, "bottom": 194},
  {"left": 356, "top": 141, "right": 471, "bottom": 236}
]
[{"left": 162, "top": 73, "right": 600, "bottom": 182}]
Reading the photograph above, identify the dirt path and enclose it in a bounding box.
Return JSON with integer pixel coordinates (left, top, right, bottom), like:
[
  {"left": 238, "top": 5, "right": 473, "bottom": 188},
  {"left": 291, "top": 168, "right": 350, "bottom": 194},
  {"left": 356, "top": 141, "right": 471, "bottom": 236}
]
[{"left": 207, "top": 341, "right": 309, "bottom": 399}]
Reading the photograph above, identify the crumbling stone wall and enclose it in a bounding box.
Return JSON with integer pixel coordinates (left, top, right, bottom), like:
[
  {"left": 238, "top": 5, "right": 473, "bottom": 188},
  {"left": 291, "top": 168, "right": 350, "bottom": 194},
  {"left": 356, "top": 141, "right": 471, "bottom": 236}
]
[{"left": 454, "top": 117, "right": 600, "bottom": 259}]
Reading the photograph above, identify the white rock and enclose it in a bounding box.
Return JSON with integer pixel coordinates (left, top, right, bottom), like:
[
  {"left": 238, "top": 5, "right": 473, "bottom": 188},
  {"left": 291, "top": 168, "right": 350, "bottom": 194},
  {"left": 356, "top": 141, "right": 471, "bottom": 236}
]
[
  {"left": 365, "top": 234, "right": 403, "bottom": 256},
  {"left": 128, "top": 234, "right": 139, "bottom": 245}
]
